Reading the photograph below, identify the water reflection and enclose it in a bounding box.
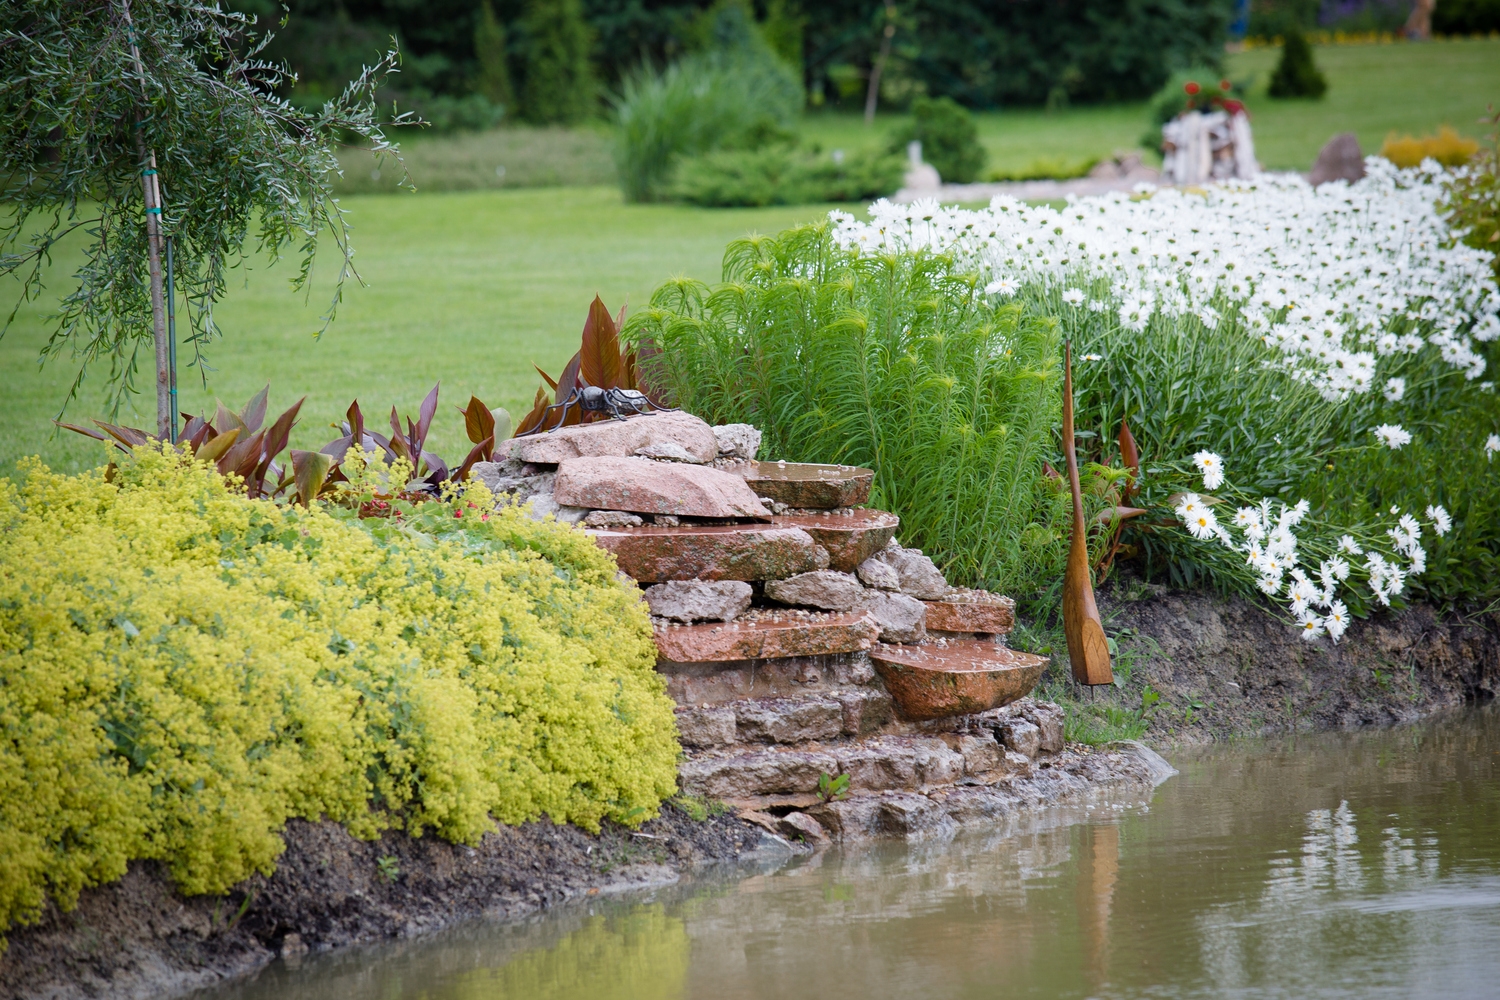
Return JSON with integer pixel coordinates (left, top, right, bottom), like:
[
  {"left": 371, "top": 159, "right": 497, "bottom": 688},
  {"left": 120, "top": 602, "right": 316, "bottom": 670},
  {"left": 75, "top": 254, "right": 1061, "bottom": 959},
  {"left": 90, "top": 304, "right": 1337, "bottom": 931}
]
[{"left": 203, "top": 705, "right": 1500, "bottom": 1000}]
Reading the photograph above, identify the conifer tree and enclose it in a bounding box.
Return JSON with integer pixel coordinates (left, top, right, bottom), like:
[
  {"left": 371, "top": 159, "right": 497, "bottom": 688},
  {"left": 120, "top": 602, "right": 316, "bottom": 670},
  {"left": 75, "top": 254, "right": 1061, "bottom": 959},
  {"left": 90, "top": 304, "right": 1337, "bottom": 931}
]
[
  {"left": 521, "top": 0, "right": 595, "bottom": 125},
  {"left": 1268, "top": 29, "right": 1328, "bottom": 99},
  {"left": 474, "top": 0, "right": 515, "bottom": 113}
]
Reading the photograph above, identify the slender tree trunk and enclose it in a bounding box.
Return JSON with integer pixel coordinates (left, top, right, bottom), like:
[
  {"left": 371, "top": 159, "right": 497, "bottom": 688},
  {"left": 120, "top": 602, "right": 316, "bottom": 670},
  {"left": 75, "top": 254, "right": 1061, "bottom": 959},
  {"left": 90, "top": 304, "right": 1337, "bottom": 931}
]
[
  {"left": 870, "top": 21, "right": 888, "bottom": 125},
  {"left": 121, "top": 0, "right": 172, "bottom": 438}
]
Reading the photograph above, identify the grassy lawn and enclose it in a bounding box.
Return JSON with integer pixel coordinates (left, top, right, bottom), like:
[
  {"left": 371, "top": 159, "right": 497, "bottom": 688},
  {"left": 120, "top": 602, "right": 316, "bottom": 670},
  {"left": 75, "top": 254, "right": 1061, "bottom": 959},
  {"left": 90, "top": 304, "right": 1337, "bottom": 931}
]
[
  {"left": 0, "top": 190, "right": 843, "bottom": 477},
  {"left": 4, "top": 38, "right": 1497, "bottom": 478}
]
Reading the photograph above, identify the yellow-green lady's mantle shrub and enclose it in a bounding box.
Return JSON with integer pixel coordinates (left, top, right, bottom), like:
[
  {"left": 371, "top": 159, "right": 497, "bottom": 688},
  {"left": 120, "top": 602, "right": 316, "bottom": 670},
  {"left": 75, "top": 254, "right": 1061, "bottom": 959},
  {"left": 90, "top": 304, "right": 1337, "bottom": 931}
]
[{"left": 0, "top": 447, "right": 677, "bottom": 939}]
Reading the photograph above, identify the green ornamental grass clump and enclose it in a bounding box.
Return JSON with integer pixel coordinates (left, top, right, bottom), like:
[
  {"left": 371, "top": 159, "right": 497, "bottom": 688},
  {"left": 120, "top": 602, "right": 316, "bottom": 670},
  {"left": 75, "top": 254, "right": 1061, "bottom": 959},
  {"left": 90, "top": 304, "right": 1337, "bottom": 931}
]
[
  {"left": 672, "top": 146, "right": 905, "bottom": 206},
  {"left": 0, "top": 447, "right": 678, "bottom": 942},
  {"left": 625, "top": 225, "right": 1117, "bottom": 595}
]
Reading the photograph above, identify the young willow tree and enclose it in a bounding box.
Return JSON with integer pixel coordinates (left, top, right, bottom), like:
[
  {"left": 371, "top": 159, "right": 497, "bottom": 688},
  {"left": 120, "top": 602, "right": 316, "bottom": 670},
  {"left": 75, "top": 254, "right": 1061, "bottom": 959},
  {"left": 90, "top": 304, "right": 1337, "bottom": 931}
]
[{"left": 0, "top": 0, "right": 405, "bottom": 436}]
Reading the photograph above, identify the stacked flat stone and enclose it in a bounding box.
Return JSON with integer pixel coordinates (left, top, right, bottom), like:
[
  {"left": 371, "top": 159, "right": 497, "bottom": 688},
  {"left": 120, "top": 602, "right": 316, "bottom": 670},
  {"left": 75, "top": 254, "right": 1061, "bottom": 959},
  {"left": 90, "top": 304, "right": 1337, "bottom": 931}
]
[{"left": 477, "top": 412, "right": 1056, "bottom": 846}]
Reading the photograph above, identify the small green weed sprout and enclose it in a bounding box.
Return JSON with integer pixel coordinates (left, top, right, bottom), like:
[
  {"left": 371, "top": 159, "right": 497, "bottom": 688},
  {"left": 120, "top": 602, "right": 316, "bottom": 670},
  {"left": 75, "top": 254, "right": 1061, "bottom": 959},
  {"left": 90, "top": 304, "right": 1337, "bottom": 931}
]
[
  {"left": 377, "top": 856, "right": 401, "bottom": 883},
  {"left": 817, "top": 772, "right": 851, "bottom": 803}
]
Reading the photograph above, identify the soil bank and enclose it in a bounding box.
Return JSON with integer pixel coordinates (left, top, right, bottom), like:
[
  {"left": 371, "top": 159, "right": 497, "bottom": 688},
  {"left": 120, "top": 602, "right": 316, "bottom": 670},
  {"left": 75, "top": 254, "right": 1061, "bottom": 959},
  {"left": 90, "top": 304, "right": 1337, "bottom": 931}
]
[{"left": 5, "top": 587, "right": 1497, "bottom": 1000}]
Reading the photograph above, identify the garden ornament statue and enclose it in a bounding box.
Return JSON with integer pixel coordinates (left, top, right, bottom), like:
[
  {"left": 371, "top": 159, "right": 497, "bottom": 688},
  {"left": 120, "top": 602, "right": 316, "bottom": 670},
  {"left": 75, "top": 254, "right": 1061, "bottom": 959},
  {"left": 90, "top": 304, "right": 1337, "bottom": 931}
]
[
  {"left": 1062, "top": 342, "right": 1114, "bottom": 686},
  {"left": 514, "top": 378, "right": 677, "bottom": 437},
  {"left": 1161, "top": 79, "right": 1258, "bottom": 185}
]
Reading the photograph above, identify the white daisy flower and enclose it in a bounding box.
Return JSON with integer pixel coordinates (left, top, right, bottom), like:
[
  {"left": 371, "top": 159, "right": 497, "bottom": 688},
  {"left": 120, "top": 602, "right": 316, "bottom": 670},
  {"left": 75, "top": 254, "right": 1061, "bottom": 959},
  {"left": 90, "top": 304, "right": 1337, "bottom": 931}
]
[
  {"left": 1062, "top": 288, "right": 1085, "bottom": 306},
  {"left": 1487, "top": 434, "right": 1500, "bottom": 460},
  {"left": 1382, "top": 377, "right": 1405, "bottom": 402},
  {"left": 1338, "top": 535, "right": 1364, "bottom": 555},
  {"left": 1323, "top": 601, "right": 1349, "bottom": 642},
  {"left": 986, "top": 279, "right": 1018, "bottom": 296},
  {"left": 1373, "top": 424, "right": 1412, "bottom": 449},
  {"left": 1425, "top": 504, "right": 1451, "bottom": 536},
  {"left": 1192, "top": 451, "right": 1225, "bottom": 490},
  {"left": 1297, "top": 611, "right": 1325, "bottom": 641}
]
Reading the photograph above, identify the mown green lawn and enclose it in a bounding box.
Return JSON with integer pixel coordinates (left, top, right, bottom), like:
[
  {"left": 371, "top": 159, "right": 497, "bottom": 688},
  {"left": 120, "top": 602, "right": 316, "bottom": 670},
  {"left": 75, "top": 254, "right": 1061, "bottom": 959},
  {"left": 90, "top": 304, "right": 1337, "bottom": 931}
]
[
  {"left": 4, "top": 38, "right": 1498, "bottom": 477},
  {"left": 0, "top": 191, "right": 839, "bottom": 477}
]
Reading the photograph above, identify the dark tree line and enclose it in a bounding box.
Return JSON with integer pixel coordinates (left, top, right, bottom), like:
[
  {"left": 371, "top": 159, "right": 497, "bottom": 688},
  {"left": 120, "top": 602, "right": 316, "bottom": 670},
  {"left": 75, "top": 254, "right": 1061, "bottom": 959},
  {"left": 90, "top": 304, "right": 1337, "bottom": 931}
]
[{"left": 236, "top": 0, "right": 1235, "bottom": 120}]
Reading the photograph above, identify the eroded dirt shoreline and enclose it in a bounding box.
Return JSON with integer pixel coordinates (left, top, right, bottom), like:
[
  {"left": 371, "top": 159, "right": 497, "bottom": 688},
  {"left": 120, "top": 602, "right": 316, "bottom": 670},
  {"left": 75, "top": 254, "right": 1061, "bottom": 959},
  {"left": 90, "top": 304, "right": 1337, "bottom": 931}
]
[{"left": 5, "top": 588, "right": 1496, "bottom": 1000}]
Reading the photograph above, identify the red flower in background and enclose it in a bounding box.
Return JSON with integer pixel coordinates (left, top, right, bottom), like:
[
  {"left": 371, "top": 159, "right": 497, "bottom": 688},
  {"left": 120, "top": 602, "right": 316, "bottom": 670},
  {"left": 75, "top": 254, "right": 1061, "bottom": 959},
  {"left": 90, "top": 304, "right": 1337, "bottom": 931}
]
[
  {"left": 1220, "top": 79, "right": 1232, "bottom": 91},
  {"left": 1184, "top": 81, "right": 1201, "bottom": 95}
]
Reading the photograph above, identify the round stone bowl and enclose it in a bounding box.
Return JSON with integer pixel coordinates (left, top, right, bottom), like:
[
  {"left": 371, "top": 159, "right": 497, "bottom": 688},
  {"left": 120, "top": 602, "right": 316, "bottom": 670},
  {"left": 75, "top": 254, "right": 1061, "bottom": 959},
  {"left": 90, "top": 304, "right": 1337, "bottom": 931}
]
[{"left": 870, "top": 639, "right": 1047, "bottom": 722}]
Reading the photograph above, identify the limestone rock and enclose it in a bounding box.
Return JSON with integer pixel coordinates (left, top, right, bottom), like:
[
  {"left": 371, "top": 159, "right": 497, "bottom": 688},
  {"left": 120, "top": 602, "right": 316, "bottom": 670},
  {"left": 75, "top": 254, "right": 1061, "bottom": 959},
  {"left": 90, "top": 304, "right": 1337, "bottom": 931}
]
[
  {"left": 473, "top": 462, "right": 553, "bottom": 502},
  {"left": 1002, "top": 749, "right": 1034, "bottom": 777},
  {"left": 1022, "top": 702, "right": 1065, "bottom": 754},
  {"left": 677, "top": 749, "right": 838, "bottom": 799},
  {"left": 764, "top": 570, "right": 866, "bottom": 611},
  {"left": 524, "top": 491, "right": 588, "bottom": 524},
  {"left": 644, "top": 580, "right": 752, "bottom": 623},
  {"left": 1309, "top": 132, "right": 1365, "bottom": 186},
  {"left": 554, "top": 456, "right": 769, "bottom": 519},
  {"left": 674, "top": 706, "right": 737, "bottom": 748},
  {"left": 957, "top": 733, "right": 1003, "bottom": 775},
  {"left": 713, "top": 423, "right": 762, "bottom": 461},
  {"left": 857, "top": 557, "right": 900, "bottom": 590},
  {"left": 837, "top": 688, "right": 894, "bottom": 736},
  {"left": 870, "top": 541, "right": 948, "bottom": 600},
  {"left": 809, "top": 791, "right": 954, "bottom": 840},
  {"left": 777, "top": 811, "right": 830, "bottom": 844},
  {"left": 741, "top": 462, "right": 873, "bottom": 509},
  {"left": 499, "top": 411, "right": 719, "bottom": 465},
  {"left": 634, "top": 441, "right": 702, "bottom": 462},
  {"left": 583, "top": 510, "right": 644, "bottom": 528},
  {"left": 828, "top": 737, "right": 964, "bottom": 791},
  {"left": 924, "top": 589, "right": 1015, "bottom": 634},
  {"left": 735, "top": 697, "right": 844, "bottom": 744},
  {"left": 858, "top": 590, "right": 927, "bottom": 644},
  {"left": 999, "top": 718, "right": 1041, "bottom": 758}
]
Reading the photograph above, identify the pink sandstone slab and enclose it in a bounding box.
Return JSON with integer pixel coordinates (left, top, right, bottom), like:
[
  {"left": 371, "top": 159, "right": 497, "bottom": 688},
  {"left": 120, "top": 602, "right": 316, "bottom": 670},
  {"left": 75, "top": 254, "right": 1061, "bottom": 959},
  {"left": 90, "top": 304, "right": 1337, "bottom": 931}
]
[
  {"left": 923, "top": 589, "right": 1016, "bottom": 634},
  {"left": 773, "top": 510, "right": 899, "bottom": 571},
  {"left": 554, "top": 456, "right": 770, "bottom": 519},
  {"left": 497, "top": 411, "right": 718, "bottom": 464},
  {"left": 588, "top": 523, "right": 828, "bottom": 582},
  {"left": 870, "top": 638, "right": 1046, "bottom": 721},
  {"left": 740, "top": 461, "right": 874, "bottom": 508},
  {"left": 654, "top": 612, "right": 880, "bottom": 663}
]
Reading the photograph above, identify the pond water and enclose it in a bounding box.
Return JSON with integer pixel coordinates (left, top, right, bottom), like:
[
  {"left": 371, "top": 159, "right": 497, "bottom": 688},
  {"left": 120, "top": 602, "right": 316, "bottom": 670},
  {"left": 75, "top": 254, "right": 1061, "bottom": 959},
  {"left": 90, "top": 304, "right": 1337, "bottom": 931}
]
[{"left": 204, "top": 705, "right": 1500, "bottom": 1000}]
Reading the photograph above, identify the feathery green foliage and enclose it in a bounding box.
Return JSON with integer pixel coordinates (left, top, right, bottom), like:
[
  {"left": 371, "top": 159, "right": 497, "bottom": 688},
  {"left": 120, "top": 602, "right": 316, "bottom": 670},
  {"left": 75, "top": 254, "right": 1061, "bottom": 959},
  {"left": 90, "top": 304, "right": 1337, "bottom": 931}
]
[
  {"left": 625, "top": 224, "right": 1084, "bottom": 596},
  {"left": 672, "top": 146, "right": 903, "bottom": 206}
]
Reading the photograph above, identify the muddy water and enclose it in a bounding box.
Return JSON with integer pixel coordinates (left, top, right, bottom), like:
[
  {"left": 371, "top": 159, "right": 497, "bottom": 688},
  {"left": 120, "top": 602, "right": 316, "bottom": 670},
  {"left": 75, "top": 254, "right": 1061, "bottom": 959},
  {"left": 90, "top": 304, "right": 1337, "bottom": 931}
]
[{"left": 205, "top": 706, "right": 1500, "bottom": 1000}]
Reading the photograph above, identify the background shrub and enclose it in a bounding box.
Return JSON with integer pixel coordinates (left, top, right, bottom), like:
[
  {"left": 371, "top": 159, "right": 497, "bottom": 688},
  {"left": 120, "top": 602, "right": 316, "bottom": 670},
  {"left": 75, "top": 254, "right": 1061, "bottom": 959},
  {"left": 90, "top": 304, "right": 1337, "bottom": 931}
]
[
  {"left": 519, "top": 0, "right": 596, "bottom": 124},
  {"left": 1381, "top": 126, "right": 1480, "bottom": 168},
  {"left": 888, "top": 97, "right": 985, "bottom": 184},
  {"left": 672, "top": 146, "right": 904, "bottom": 206},
  {"left": 0, "top": 448, "right": 677, "bottom": 940},
  {"left": 1268, "top": 29, "right": 1328, "bottom": 99},
  {"left": 625, "top": 225, "right": 1117, "bottom": 595}
]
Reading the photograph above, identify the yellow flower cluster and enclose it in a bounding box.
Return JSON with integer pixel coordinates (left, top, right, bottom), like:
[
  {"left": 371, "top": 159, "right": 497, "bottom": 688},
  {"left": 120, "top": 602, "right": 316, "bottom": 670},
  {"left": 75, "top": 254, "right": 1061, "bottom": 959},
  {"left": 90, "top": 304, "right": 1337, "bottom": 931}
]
[{"left": 0, "top": 447, "right": 677, "bottom": 940}]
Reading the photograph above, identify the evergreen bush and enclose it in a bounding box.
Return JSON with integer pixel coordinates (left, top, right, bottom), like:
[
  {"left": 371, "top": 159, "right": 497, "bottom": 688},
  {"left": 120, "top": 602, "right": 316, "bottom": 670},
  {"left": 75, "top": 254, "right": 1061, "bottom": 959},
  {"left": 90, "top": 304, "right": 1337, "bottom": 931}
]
[
  {"left": 474, "top": 0, "right": 515, "bottom": 112},
  {"left": 888, "top": 97, "right": 985, "bottom": 184},
  {"left": 673, "top": 146, "right": 904, "bottom": 206},
  {"left": 1268, "top": 29, "right": 1328, "bottom": 99},
  {"left": 521, "top": 0, "right": 595, "bottom": 124},
  {"left": 0, "top": 448, "right": 678, "bottom": 941}
]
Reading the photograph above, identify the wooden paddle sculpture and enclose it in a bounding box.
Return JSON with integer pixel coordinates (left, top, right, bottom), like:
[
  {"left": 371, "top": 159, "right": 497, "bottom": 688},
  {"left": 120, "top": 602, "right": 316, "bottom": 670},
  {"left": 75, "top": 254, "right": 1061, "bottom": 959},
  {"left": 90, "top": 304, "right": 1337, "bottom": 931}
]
[{"left": 1062, "top": 343, "right": 1113, "bottom": 686}]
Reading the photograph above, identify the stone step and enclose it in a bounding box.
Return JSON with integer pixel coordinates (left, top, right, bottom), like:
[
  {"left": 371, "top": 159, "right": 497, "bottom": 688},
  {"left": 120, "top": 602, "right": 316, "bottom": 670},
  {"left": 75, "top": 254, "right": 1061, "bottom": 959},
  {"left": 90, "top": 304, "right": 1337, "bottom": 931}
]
[
  {"left": 773, "top": 510, "right": 899, "bottom": 572},
  {"left": 678, "top": 735, "right": 974, "bottom": 799},
  {"left": 870, "top": 638, "right": 1047, "bottom": 722},
  {"left": 673, "top": 690, "right": 894, "bottom": 748},
  {"left": 924, "top": 589, "right": 1016, "bottom": 635},
  {"left": 589, "top": 523, "right": 827, "bottom": 582},
  {"left": 555, "top": 456, "right": 770, "bottom": 520},
  {"left": 740, "top": 461, "right": 873, "bottom": 508},
  {"left": 654, "top": 611, "right": 879, "bottom": 663}
]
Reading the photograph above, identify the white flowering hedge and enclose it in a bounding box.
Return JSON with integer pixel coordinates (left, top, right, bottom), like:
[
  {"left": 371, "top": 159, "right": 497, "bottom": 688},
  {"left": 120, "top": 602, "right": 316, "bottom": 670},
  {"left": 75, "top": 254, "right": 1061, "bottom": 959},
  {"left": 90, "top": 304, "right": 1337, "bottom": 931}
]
[{"left": 830, "top": 160, "right": 1500, "bottom": 639}]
